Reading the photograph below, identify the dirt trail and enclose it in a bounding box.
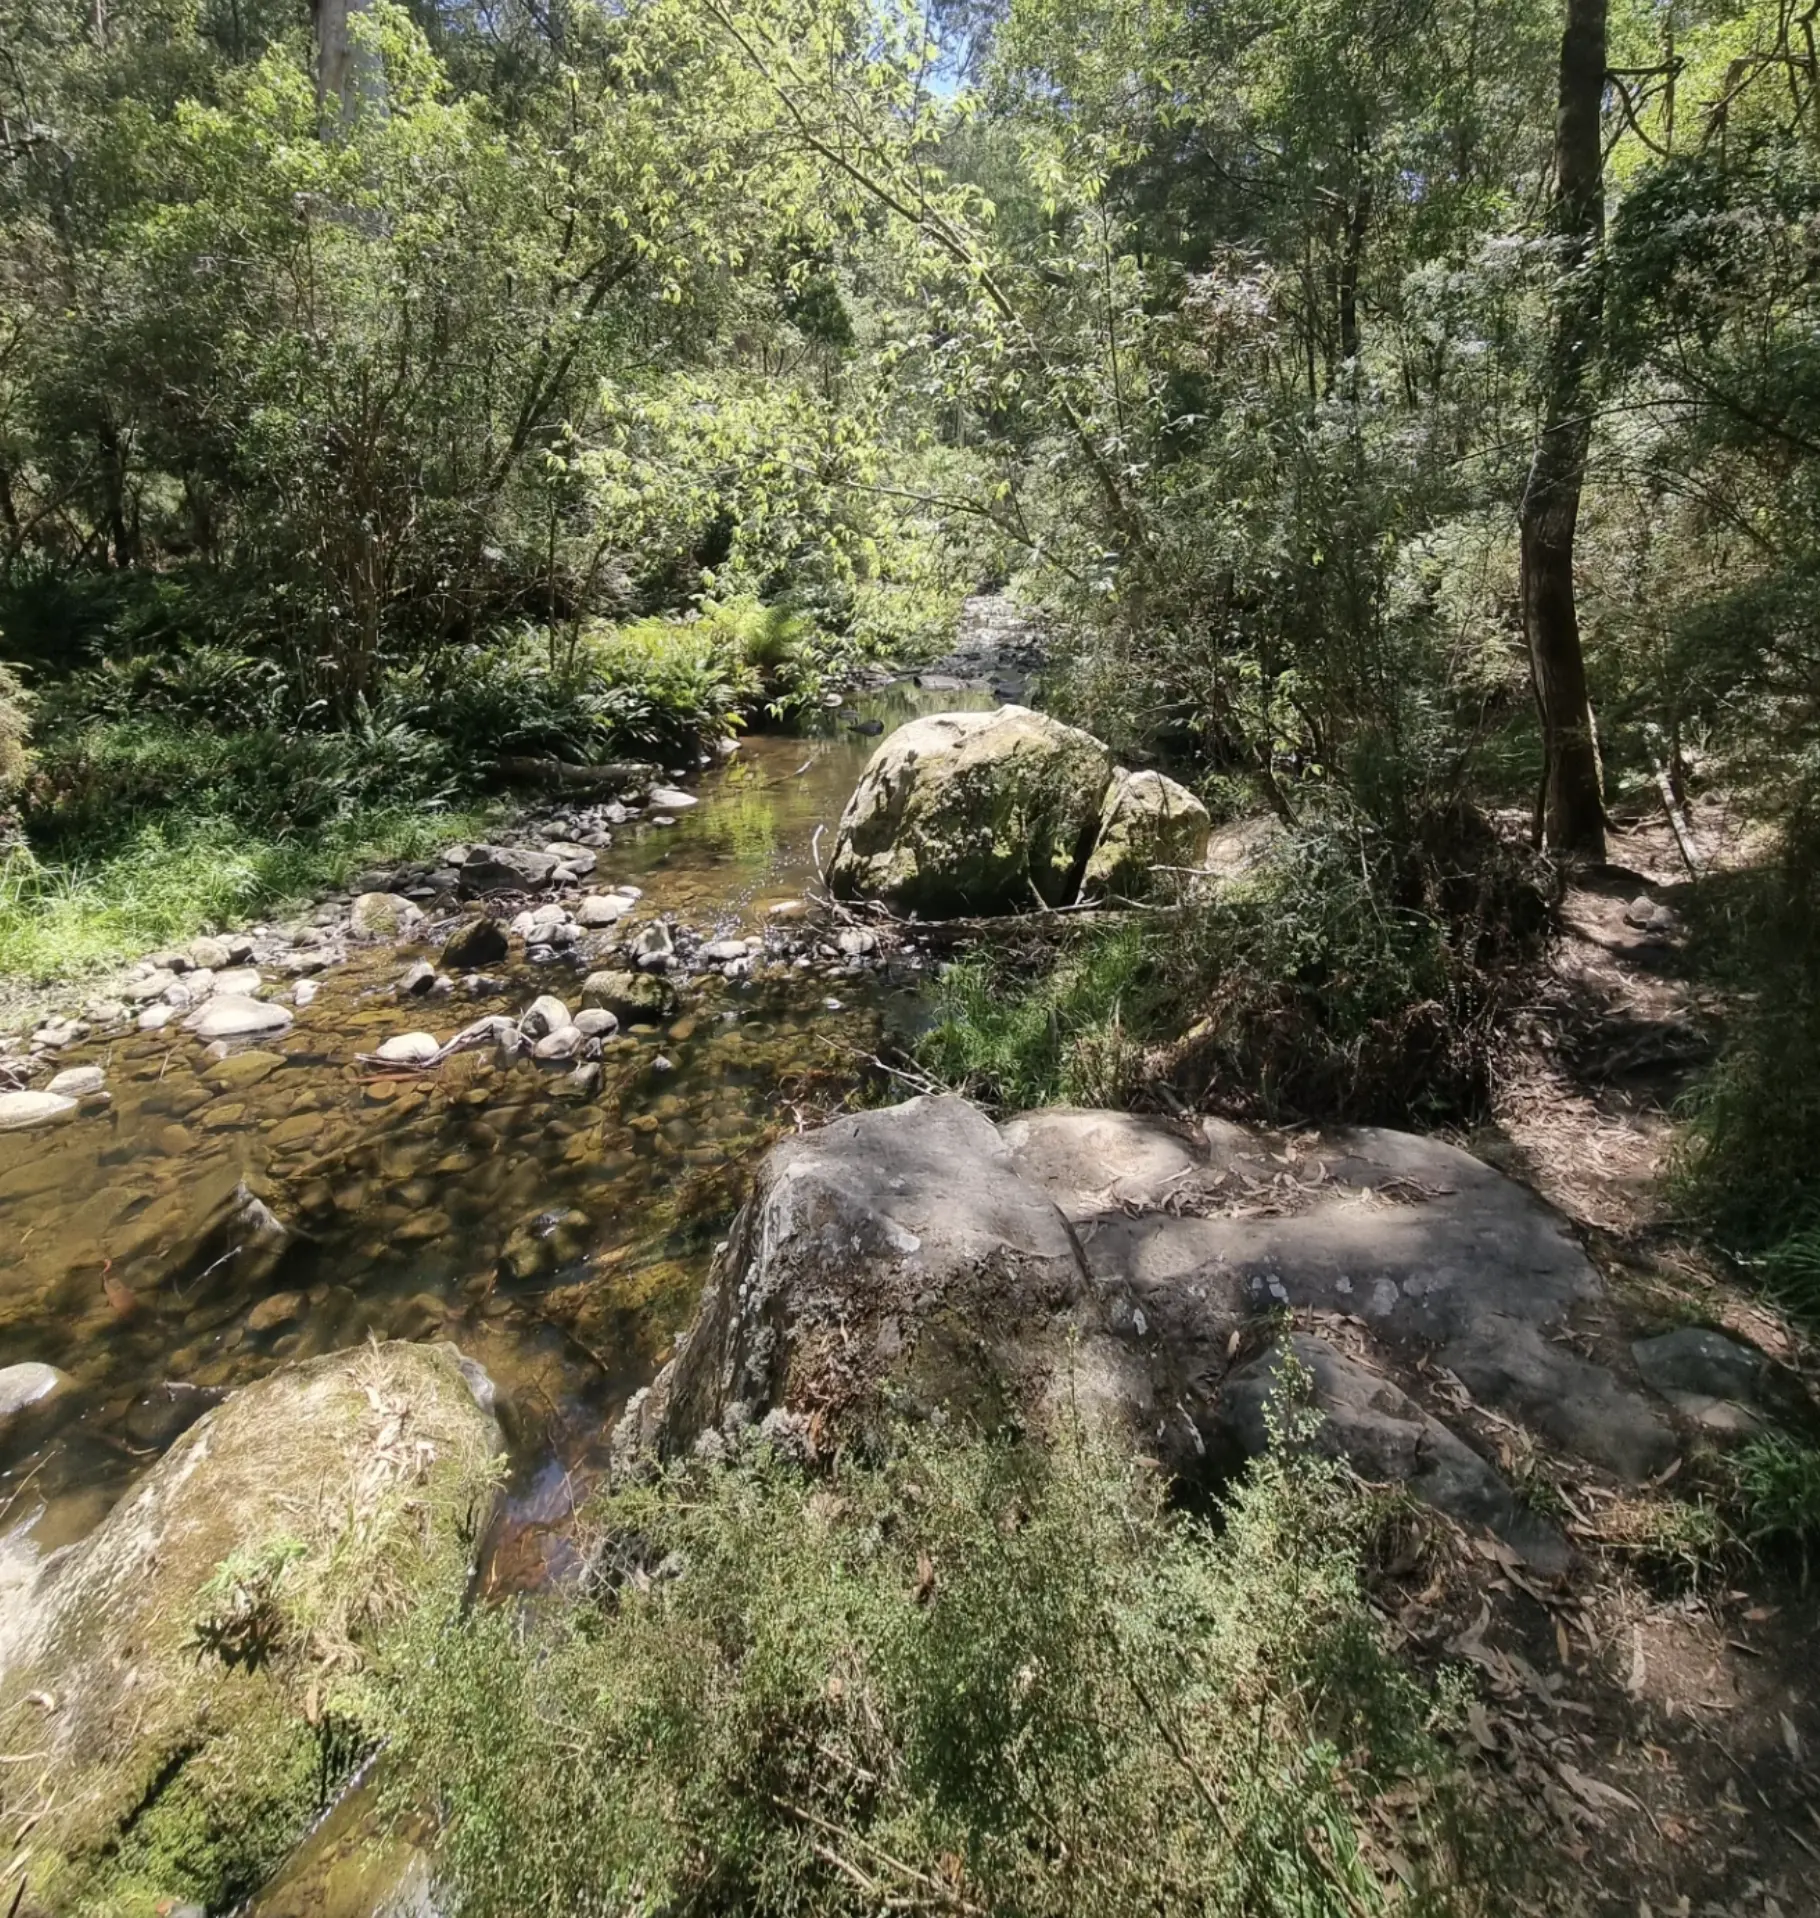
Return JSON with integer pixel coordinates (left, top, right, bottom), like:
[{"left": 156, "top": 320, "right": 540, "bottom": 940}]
[{"left": 1440, "top": 799, "right": 1820, "bottom": 1916}]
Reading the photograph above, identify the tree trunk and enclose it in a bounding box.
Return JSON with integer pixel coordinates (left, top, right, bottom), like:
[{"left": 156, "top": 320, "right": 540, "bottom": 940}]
[
  {"left": 1518, "top": 0, "right": 1608, "bottom": 858},
  {"left": 312, "top": 0, "right": 385, "bottom": 125}
]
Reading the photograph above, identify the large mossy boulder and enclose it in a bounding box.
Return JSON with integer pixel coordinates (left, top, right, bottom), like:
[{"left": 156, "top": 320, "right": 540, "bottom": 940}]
[
  {"left": 827, "top": 705, "right": 1114, "bottom": 915},
  {"left": 1077, "top": 768, "right": 1210, "bottom": 900},
  {"left": 0, "top": 1342, "right": 502, "bottom": 1918}
]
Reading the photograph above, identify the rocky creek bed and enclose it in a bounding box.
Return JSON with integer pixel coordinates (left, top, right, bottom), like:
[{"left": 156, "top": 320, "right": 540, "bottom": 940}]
[
  {"left": 2, "top": 624, "right": 1812, "bottom": 1917},
  {"left": 0, "top": 679, "right": 994, "bottom": 1590}
]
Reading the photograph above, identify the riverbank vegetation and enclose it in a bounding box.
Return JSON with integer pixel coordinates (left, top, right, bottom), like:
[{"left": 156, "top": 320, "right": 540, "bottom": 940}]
[{"left": 381, "top": 1417, "right": 1495, "bottom": 1917}]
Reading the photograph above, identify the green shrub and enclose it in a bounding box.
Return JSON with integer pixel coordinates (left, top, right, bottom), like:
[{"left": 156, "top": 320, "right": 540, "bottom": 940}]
[
  {"left": 381, "top": 1424, "right": 1490, "bottom": 1916},
  {"left": 918, "top": 923, "right": 1158, "bottom": 1109},
  {"left": 917, "top": 812, "right": 1523, "bottom": 1125},
  {"left": 0, "top": 661, "right": 29, "bottom": 798},
  {"left": 1729, "top": 1433, "right": 1820, "bottom": 1582}
]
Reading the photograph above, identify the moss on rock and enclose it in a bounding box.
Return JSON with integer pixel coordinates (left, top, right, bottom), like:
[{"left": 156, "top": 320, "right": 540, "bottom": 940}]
[
  {"left": 828, "top": 705, "right": 1114, "bottom": 915},
  {"left": 0, "top": 1341, "right": 502, "bottom": 1918},
  {"left": 1077, "top": 767, "right": 1210, "bottom": 901}
]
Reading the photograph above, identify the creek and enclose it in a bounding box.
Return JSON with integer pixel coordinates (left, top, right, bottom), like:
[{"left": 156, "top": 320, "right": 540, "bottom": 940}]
[{"left": 0, "top": 680, "right": 990, "bottom": 1629}]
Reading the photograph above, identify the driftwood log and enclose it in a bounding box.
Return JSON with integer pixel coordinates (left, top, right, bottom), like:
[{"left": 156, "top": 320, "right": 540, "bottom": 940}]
[{"left": 492, "top": 754, "right": 658, "bottom": 791}]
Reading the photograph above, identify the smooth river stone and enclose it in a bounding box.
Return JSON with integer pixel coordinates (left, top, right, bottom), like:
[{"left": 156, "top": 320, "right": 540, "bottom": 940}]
[
  {"left": 0, "top": 1361, "right": 70, "bottom": 1420},
  {"left": 0, "top": 1089, "right": 78, "bottom": 1131},
  {"left": 201, "top": 1050, "right": 286, "bottom": 1091},
  {"left": 185, "top": 995, "right": 294, "bottom": 1040},
  {"left": 45, "top": 1066, "right": 106, "bottom": 1098},
  {"left": 374, "top": 1032, "right": 441, "bottom": 1067}
]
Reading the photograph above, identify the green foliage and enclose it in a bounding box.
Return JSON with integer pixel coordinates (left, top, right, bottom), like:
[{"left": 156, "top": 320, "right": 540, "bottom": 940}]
[
  {"left": 919, "top": 813, "right": 1527, "bottom": 1124},
  {"left": 1674, "top": 799, "right": 1820, "bottom": 1309},
  {"left": 0, "top": 661, "right": 29, "bottom": 797},
  {"left": 1728, "top": 1433, "right": 1820, "bottom": 1580},
  {"left": 381, "top": 1424, "right": 1491, "bottom": 1916},
  {"left": 0, "top": 803, "right": 493, "bottom": 984},
  {"left": 918, "top": 922, "right": 1156, "bottom": 1107}
]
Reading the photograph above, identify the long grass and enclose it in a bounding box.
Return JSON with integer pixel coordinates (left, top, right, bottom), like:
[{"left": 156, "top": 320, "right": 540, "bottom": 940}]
[{"left": 0, "top": 804, "right": 494, "bottom": 988}]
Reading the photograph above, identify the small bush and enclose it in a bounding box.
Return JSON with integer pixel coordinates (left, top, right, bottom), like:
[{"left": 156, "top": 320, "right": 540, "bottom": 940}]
[
  {"left": 1729, "top": 1433, "right": 1820, "bottom": 1582},
  {"left": 918, "top": 811, "right": 1530, "bottom": 1125},
  {"left": 381, "top": 1424, "right": 1492, "bottom": 1916},
  {"left": 918, "top": 923, "right": 1158, "bottom": 1108}
]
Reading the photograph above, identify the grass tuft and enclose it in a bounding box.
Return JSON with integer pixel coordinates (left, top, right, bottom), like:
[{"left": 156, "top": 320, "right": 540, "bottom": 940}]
[{"left": 0, "top": 803, "right": 494, "bottom": 989}]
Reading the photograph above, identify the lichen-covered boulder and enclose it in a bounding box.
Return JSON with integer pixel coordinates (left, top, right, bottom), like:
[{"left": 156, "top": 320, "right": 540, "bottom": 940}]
[
  {"left": 580, "top": 968, "right": 678, "bottom": 1024},
  {"left": 0, "top": 1342, "right": 502, "bottom": 1918},
  {"left": 828, "top": 706, "right": 1114, "bottom": 915},
  {"left": 1077, "top": 768, "right": 1210, "bottom": 901}
]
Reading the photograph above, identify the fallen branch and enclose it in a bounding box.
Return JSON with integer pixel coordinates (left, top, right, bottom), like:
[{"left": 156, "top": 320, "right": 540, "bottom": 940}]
[
  {"left": 492, "top": 755, "right": 657, "bottom": 791},
  {"left": 1649, "top": 753, "right": 1704, "bottom": 878}
]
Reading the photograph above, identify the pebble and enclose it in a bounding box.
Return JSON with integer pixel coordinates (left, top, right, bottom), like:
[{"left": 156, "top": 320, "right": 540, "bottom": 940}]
[
  {"left": 212, "top": 966, "right": 262, "bottom": 997},
  {"left": 246, "top": 1290, "right": 305, "bottom": 1333},
  {"left": 397, "top": 959, "right": 437, "bottom": 996},
  {"left": 577, "top": 894, "right": 631, "bottom": 928},
  {"left": 138, "top": 1004, "right": 175, "bottom": 1031},
  {"left": 294, "top": 979, "right": 320, "bottom": 1007}
]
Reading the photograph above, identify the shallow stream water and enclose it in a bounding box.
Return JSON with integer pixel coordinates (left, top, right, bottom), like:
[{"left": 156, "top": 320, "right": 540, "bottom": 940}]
[{"left": 0, "top": 681, "right": 989, "bottom": 1596}]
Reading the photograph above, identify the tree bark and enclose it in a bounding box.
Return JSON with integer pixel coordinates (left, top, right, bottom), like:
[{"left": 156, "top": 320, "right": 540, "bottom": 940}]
[
  {"left": 312, "top": 0, "right": 385, "bottom": 125},
  {"left": 1519, "top": 0, "right": 1608, "bottom": 858}
]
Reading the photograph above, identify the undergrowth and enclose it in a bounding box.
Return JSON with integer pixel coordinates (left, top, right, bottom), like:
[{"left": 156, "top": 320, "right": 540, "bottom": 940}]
[
  {"left": 380, "top": 1422, "right": 1495, "bottom": 1916},
  {"left": 917, "top": 812, "right": 1537, "bottom": 1125},
  {"left": 1674, "top": 786, "right": 1820, "bottom": 1328},
  {"left": 0, "top": 803, "right": 493, "bottom": 986}
]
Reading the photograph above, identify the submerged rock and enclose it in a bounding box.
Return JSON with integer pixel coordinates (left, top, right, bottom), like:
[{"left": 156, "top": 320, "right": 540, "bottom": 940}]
[
  {"left": 828, "top": 705, "right": 1113, "bottom": 915},
  {"left": 0, "top": 1342, "right": 502, "bottom": 1918}
]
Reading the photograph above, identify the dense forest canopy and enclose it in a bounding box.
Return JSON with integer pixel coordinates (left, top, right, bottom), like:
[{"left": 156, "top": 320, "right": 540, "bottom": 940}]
[{"left": 3, "top": 0, "right": 1818, "bottom": 840}]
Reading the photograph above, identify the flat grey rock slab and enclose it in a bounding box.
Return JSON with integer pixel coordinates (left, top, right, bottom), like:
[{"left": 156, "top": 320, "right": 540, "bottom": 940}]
[
  {"left": 1006, "top": 1111, "right": 1673, "bottom": 1479},
  {"left": 1219, "top": 1334, "right": 1570, "bottom": 1574},
  {"left": 627, "top": 1098, "right": 1677, "bottom": 1527}
]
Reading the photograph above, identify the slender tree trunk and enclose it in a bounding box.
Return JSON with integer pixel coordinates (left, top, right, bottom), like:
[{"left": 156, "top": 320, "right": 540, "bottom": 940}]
[
  {"left": 1519, "top": 0, "right": 1608, "bottom": 857},
  {"left": 312, "top": 0, "right": 385, "bottom": 125}
]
